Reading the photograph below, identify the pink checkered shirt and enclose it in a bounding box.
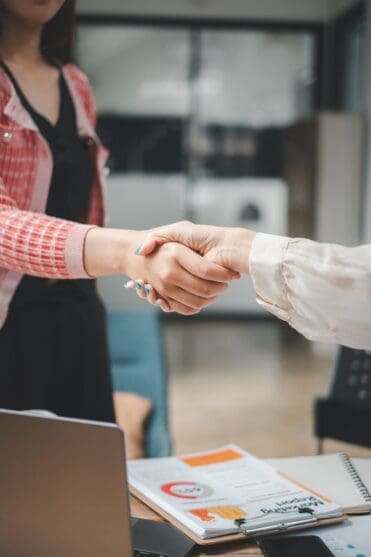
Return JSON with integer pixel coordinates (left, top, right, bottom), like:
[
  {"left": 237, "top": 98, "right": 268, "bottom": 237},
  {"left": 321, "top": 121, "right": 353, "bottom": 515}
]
[{"left": 0, "top": 63, "right": 108, "bottom": 327}]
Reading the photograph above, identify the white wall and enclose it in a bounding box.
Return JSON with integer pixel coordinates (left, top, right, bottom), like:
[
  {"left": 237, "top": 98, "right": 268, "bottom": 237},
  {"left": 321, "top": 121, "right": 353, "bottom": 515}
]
[
  {"left": 77, "top": 0, "right": 330, "bottom": 22},
  {"left": 323, "top": 0, "right": 371, "bottom": 244}
]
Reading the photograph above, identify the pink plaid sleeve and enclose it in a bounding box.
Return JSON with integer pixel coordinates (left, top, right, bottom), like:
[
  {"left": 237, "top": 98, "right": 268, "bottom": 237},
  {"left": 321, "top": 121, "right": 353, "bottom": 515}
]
[{"left": 0, "top": 179, "right": 94, "bottom": 279}]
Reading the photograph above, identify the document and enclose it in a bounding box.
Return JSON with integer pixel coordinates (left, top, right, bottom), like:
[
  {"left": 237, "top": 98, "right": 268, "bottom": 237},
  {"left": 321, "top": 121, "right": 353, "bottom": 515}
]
[{"left": 128, "top": 445, "right": 342, "bottom": 540}]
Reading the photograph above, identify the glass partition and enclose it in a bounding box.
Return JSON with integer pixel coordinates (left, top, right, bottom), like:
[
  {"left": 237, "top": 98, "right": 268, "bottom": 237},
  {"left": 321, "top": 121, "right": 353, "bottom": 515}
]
[{"left": 76, "top": 23, "right": 316, "bottom": 178}]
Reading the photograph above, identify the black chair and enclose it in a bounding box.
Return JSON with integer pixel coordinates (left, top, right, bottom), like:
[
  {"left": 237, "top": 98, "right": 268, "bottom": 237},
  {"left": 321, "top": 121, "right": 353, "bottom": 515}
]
[{"left": 314, "top": 347, "right": 371, "bottom": 453}]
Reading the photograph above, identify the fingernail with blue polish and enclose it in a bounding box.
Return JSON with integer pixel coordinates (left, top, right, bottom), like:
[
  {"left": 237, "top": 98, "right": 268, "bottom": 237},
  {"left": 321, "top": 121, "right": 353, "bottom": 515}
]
[
  {"left": 135, "top": 280, "right": 142, "bottom": 290},
  {"left": 144, "top": 284, "right": 151, "bottom": 296},
  {"left": 124, "top": 281, "right": 132, "bottom": 289},
  {"left": 135, "top": 245, "right": 142, "bottom": 255}
]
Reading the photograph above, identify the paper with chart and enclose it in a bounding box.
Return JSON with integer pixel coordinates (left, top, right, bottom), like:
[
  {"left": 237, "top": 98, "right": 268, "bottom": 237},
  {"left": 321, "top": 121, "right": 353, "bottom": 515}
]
[{"left": 128, "top": 445, "right": 342, "bottom": 539}]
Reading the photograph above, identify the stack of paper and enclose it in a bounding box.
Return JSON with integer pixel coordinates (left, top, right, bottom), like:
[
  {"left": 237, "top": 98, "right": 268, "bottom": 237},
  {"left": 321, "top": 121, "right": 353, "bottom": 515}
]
[{"left": 128, "top": 445, "right": 343, "bottom": 540}]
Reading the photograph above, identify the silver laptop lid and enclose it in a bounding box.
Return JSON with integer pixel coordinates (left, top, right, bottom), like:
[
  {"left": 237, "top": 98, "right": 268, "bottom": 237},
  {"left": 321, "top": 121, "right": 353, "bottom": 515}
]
[{"left": 0, "top": 409, "right": 133, "bottom": 557}]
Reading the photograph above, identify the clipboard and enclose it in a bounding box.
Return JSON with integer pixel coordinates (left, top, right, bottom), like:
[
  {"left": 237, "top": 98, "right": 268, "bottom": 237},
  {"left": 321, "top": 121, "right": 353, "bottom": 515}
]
[{"left": 130, "top": 486, "right": 347, "bottom": 547}]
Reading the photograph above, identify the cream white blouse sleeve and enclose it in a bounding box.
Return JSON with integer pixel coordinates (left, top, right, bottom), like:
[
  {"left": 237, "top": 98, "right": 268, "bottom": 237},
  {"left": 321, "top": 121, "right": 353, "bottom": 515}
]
[{"left": 249, "top": 233, "right": 371, "bottom": 349}]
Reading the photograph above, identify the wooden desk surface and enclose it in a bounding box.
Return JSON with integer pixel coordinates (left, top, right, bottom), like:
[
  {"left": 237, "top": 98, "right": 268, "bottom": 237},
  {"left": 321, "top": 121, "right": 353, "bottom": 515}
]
[{"left": 131, "top": 495, "right": 263, "bottom": 556}]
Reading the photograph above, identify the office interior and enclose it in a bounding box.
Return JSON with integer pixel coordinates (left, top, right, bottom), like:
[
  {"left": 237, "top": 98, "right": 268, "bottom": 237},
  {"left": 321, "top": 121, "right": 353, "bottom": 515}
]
[{"left": 75, "top": 0, "right": 371, "bottom": 459}]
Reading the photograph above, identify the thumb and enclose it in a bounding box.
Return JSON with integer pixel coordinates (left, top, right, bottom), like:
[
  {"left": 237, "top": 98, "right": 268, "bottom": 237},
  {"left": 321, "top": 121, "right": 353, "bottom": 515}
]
[
  {"left": 135, "top": 221, "right": 193, "bottom": 256},
  {"left": 135, "top": 235, "right": 161, "bottom": 256}
]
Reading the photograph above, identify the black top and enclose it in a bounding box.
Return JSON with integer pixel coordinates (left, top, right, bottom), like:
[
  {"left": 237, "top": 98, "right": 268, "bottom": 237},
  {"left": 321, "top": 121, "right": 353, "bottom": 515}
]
[{"left": 1, "top": 60, "right": 95, "bottom": 304}]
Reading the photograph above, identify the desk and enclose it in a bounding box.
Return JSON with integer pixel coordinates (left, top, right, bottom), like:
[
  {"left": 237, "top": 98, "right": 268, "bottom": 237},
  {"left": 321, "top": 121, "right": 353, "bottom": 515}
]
[{"left": 131, "top": 494, "right": 263, "bottom": 556}]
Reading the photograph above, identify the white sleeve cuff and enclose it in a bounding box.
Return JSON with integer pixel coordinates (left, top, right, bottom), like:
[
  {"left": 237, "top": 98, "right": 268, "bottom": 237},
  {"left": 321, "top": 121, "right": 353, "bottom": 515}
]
[{"left": 249, "top": 232, "right": 291, "bottom": 319}]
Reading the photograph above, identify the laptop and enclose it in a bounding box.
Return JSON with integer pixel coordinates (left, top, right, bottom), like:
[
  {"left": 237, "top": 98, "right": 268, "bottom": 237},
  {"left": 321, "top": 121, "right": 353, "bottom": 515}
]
[{"left": 0, "top": 409, "right": 195, "bottom": 557}]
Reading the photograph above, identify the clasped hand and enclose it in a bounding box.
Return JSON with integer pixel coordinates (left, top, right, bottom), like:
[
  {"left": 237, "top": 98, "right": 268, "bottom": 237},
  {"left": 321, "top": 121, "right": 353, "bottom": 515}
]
[{"left": 125, "top": 221, "right": 256, "bottom": 314}]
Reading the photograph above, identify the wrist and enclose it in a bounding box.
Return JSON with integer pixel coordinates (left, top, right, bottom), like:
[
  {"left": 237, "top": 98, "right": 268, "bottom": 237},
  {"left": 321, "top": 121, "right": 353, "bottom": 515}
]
[
  {"left": 84, "top": 227, "right": 146, "bottom": 278},
  {"left": 224, "top": 227, "right": 256, "bottom": 273}
]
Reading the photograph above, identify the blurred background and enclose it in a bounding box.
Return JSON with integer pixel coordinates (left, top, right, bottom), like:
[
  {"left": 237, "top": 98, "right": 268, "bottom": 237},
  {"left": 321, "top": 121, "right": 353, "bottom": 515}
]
[{"left": 75, "top": 0, "right": 371, "bottom": 458}]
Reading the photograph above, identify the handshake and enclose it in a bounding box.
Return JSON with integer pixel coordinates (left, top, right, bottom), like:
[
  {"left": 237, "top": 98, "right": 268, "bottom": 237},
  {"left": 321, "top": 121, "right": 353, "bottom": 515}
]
[{"left": 123, "top": 221, "right": 256, "bottom": 315}]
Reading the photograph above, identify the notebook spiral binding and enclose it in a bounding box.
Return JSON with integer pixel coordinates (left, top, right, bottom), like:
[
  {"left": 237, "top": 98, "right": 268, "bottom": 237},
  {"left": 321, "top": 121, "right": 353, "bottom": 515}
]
[{"left": 340, "top": 452, "right": 371, "bottom": 504}]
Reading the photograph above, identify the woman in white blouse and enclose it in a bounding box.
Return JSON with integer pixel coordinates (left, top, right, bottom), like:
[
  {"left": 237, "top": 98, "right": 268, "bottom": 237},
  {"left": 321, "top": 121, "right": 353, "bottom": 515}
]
[{"left": 126, "top": 221, "right": 371, "bottom": 350}]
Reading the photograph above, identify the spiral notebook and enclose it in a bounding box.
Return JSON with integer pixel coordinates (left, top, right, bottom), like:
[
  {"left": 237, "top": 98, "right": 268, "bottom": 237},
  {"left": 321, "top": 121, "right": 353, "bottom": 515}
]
[{"left": 266, "top": 453, "right": 371, "bottom": 515}]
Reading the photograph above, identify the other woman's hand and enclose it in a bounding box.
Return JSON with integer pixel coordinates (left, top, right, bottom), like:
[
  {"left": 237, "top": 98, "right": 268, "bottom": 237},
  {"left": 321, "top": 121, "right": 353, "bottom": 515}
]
[{"left": 137, "top": 221, "right": 256, "bottom": 274}]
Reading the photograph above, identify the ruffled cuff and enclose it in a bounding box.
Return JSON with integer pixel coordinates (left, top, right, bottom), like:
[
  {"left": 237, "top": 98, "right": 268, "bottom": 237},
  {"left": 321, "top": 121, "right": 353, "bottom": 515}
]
[{"left": 249, "top": 233, "right": 291, "bottom": 319}]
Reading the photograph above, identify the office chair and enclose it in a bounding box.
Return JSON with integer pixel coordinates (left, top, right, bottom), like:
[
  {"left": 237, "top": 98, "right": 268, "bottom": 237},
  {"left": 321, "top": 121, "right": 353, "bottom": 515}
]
[
  {"left": 107, "top": 309, "right": 172, "bottom": 458},
  {"left": 314, "top": 347, "right": 371, "bottom": 454}
]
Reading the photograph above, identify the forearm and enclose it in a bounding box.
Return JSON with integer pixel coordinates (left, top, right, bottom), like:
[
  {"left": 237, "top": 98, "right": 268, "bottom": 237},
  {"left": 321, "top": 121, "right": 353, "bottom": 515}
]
[
  {"left": 0, "top": 206, "right": 145, "bottom": 281},
  {"left": 0, "top": 206, "right": 93, "bottom": 278},
  {"left": 249, "top": 233, "right": 371, "bottom": 349},
  {"left": 83, "top": 227, "right": 145, "bottom": 278}
]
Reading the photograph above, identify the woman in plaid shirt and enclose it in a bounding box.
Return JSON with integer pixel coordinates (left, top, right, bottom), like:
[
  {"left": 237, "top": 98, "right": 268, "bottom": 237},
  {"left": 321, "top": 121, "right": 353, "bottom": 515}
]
[{"left": 0, "top": 0, "right": 234, "bottom": 421}]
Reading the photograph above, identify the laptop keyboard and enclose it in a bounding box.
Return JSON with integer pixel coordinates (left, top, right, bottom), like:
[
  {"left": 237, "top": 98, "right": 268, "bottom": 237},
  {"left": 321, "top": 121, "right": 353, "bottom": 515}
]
[{"left": 134, "top": 549, "right": 169, "bottom": 557}]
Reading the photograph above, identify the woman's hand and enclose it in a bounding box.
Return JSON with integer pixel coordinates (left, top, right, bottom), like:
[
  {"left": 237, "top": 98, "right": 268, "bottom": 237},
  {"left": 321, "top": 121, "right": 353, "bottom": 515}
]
[
  {"left": 137, "top": 221, "right": 256, "bottom": 274},
  {"left": 83, "top": 227, "right": 236, "bottom": 315},
  {"left": 126, "top": 242, "right": 237, "bottom": 315}
]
